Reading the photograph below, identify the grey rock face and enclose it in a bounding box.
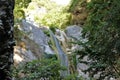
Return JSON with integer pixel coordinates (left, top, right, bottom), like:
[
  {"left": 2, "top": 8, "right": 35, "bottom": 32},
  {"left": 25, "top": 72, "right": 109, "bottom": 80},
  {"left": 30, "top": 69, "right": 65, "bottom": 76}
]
[
  {"left": 14, "top": 36, "right": 43, "bottom": 65},
  {"left": 22, "top": 20, "right": 48, "bottom": 47},
  {"left": 65, "top": 25, "right": 89, "bottom": 79},
  {"left": 65, "top": 25, "right": 87, "bottom": 52},
  {"left": 14, "top": 20, "right": 54, "bottom": 65},
  {"left": 65, "top": 25, "right": 83, "bottom": 40},
  {"left": 14, "top": 46, "right": 37, "bottom": 65},
  {"left": 21, "top": 20, "right": 54, "bottom": 54}
]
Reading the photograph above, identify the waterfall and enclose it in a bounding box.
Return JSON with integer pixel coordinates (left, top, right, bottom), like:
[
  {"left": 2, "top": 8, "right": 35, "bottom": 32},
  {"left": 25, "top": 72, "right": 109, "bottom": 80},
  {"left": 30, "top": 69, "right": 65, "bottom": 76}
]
[{"left": 49, "top": 30, "right": 70, "bottom": 77}]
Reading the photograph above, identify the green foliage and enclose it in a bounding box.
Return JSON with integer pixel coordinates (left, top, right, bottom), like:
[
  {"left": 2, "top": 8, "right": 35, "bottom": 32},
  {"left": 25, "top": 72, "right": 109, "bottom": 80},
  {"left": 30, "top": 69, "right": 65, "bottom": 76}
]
[
  {"left": 69, "top": 0, "right": 81, "bottom": 12},
  {"left": 76, "top": 0, "right": 120, "bottom": 79},
  {"left": 14, "top": 0, "right": 71, "bottom": 28},
  {"left": 14, "top": 0, "right": 31, "bottom": 43},
  {"left": 12, "top": 58, "right": 66, "bottom": 80},
  {"left": 63, "top": 74, "right": 85, "bottom": 80},
  {"left": 28, "top": 0, "right": 71, "bottom": 29},
  {"left": 36, "top": 10, "right": 71, "bottom": 29},
  {"left": 12, "top": 56, "right": 82, "bottom": 80},
  {"left": 14, "top": 0, "right": 31, "bottom": 20}
]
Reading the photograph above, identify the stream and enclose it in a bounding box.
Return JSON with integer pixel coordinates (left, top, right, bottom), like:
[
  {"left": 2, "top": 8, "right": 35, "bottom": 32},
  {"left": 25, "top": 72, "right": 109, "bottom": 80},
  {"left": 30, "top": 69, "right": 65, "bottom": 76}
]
[{"left": 49, "top": 30, "right": 70, "bottom": 77}]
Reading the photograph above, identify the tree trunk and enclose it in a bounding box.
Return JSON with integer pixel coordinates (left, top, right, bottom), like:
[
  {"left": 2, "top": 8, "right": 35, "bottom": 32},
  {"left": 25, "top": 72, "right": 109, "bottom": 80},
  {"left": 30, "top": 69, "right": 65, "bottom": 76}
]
[{"left": 0, "top": 0, "right": 15, "bottom": 80}]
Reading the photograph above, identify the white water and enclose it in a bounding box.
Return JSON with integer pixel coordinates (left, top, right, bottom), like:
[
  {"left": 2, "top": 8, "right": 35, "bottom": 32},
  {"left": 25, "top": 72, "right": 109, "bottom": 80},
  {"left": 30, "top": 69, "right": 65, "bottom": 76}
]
[{"left": 49, "top": 30, "right": 70, "bottom": 77}]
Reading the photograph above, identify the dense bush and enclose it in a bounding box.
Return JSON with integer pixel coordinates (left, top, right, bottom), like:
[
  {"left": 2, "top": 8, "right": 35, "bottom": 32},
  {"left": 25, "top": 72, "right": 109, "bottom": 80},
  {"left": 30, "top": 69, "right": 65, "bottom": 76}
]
[
  {"left": 12, "top": 58, "right": 65, "bottom": 80},
  {"left": 75, "top": 0, "right": 120, "bottom": 79},
  {"left": 12, "top": 57, "right": 84, "bottom": 80}
]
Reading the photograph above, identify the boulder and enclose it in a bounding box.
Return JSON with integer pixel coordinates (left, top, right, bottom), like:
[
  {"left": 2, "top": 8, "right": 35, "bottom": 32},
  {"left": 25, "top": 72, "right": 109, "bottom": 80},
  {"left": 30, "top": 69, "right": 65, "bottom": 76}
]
[{"left": 65, "top": 25, "right": 83, "bottom": 40}]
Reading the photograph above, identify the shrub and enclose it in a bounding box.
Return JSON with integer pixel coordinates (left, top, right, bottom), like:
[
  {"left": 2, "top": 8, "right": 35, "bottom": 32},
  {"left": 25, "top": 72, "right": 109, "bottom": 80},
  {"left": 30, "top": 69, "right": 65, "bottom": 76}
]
[{"left": 12, "top": 58, "right": 66, "bottom": 80}]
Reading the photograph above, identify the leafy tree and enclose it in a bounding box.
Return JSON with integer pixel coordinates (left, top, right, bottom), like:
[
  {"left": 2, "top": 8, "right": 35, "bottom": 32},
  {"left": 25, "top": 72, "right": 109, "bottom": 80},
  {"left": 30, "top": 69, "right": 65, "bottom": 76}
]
[
  {"left": 14, "top": 0, "right": 31, "bottom": 21},
  {"left": 77, "top": 0, "right": 120, "bottom": 79},
  {"left": 27, "top": 0, "right": 71, "bottom": 29},
  {"left": 0, "top": 0, "right": 15, "bottom": 79}
]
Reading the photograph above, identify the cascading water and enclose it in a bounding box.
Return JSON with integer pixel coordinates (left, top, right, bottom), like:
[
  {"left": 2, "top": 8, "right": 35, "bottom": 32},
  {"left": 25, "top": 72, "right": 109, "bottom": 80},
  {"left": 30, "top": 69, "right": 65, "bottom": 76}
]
[{"left": 49, "top": 30, "right": 70, "bottom": 77}]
